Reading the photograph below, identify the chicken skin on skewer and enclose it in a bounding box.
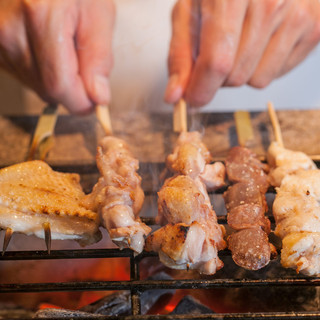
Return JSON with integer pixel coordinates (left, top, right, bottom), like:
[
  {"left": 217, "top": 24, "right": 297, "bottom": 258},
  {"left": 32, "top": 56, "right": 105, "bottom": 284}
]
[
  {"left": 0, "top": 160, "right": 101, "bottom": 246},
  {"left": 145, "top": 222, "right": 224, "bottom": 275},
  {"left": 82, "top": 136, "right": 151, "bottom": 254},
  {"left": 166, "top": 131, "right": 225, "bottom": 191},
  {"left": 145, "top": 175, "right": 226, "bottom": 275},
  {"left": 267, "top": 142, "right": 316, "bottom": 187},
  {"left": 273, "top": 169, "right": 320, "bottom": 276}
]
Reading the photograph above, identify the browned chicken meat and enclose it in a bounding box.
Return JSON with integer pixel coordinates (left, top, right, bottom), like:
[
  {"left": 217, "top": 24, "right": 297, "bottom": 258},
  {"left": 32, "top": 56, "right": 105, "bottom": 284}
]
[
  {"left": 145, "top": 222, "right": 224, "bottom": 274},
  {"left": 146, "top": 132, "right": 226, "bottom": 275},
  {"left": 82, "top": 136, "right": 151, "bottom": 253},
  {"left": 224, "top": 146, "right": 275, "bottom": 270},
  {"left": 0, "top": 160, "right": 101, "bottom": 246}
]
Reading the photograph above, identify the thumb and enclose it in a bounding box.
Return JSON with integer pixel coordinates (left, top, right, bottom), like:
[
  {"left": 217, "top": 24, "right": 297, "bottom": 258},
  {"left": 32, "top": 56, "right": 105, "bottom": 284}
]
[{"left": 76, "top": 0, "right": 115, "bottom": 106}]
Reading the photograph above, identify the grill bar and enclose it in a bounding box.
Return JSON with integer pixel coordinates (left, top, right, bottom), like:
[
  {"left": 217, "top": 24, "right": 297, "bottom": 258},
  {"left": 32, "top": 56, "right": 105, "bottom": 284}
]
[
  {"left": 87, "top": 313, "right": 320, "bottom": 320},
  {"left": 1, "top": 277, "right": 319, "bottom": 293}
]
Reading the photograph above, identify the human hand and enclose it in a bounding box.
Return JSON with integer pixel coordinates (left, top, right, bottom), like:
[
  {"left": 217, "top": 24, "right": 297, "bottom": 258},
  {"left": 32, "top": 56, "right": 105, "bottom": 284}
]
[
  {"left": 0, "top": 0, "right": 115, "bottom": 114},
  {"left": 165, "top": 0, "right": 320, "bottom": 107}
]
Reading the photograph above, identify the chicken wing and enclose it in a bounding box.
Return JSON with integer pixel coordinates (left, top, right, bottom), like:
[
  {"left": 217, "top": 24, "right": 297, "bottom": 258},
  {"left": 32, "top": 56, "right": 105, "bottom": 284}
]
[{"left": 0, "top": 160, "right": 101, "bottom": 246}]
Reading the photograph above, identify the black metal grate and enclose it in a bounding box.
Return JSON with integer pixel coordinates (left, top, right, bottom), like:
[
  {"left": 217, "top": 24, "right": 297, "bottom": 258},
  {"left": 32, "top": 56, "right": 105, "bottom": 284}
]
[
  {"left": 1, "top": 162, "right": 320, "bottom": 319},
  {"left": 1, "top": 246, "right": 320, "bottom": 319}
]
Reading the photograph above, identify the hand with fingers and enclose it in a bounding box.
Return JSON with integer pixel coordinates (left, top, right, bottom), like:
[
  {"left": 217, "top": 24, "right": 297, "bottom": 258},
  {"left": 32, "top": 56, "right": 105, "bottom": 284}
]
[
  {"left": 0, "top": 0, "right": 115, "bottom": 114},
  {"left": 165, "top": 0, "right": 320, "bottom": 107}
]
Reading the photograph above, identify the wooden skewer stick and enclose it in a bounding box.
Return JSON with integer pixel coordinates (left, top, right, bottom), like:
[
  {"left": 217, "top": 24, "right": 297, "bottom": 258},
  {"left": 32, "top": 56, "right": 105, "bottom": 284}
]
[
  {"left": 96, "top": 105, "right": 113, "bottom": 136},
  {"left": 267, "top": 101, "right": 284, "bottom": 147},
  {"left": 173, "top": 99, "right": 187, "bottom": 133},
  {"left": 234, "top": 110, "right": 254, "bottom": 148},
  {"left": 27, "top": 103, "right": 58, "bottom": 161},
  {"left": 43, "top": 222, "right": 52, "bottom": 254},
  {"left": 2, "top": 227, "right": 13, "bottom": 256}
]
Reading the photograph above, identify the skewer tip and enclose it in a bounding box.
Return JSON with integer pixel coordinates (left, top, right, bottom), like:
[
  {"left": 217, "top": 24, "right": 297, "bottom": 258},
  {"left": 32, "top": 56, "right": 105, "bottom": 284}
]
[
  {"left": 2, "top": 227, "right": 13, "bottom": 256},
  {"left": 96, "top": 104, "right": 113, "bottom": 136},
  {"left": 43, "top": 222, "right": 52, "bottom": 254}
]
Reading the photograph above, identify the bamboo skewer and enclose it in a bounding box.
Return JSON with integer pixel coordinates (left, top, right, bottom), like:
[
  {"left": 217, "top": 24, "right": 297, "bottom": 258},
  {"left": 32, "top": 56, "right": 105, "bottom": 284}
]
[
  {"left": 267, "top": 101, "right": 284, "bottom": 147},
  {"left": 96, "top": 104, "right": 113, "bottom": 136},
  {"left": 173, "top": 99, "right": 187, "bottom": 133},
  {"left": 234, "top": 110, "right": 254, "bottom": 147},
  {"left": 27, "top": 103, "right": 58, "bottom": 161}
]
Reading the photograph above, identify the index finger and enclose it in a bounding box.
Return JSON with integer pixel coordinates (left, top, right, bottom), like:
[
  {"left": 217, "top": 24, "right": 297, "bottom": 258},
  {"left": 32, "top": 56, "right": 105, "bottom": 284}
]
[{"left": 186, "top": 0, "right": 249, "bottom": 107}]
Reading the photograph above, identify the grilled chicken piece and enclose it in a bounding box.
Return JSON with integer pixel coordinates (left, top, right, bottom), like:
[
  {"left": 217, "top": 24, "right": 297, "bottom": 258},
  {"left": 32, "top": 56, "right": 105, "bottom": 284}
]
[
  {"left": 145, "top": 222, "right": 224, "bottom": 275},
  {"left": 273, "top": 169, "right": 320, "bottom": 276},
  {"left": 267, "top": 141, "right": 316, "bottom": 187},
  {"left": 0, "top": 161, "right": 101, "bottom": 246},
  {"left": 157, "top": 175, "right": 225, "bottom": 249},
  {"left": 224, "top": 146, "right": 274, "bottom": 270},
  {"left": 166, "top": 131, "right": 225, "bottom": 190},
  {"left": 82, "top": 136, "right": 151, "bottom": 253},
  {"left": 146, "top": 131, "right": 226, "bottom": 275},
  {"left": 147, "top": 174, "right": 226, "bottom": 274},
  {"left": 157, "top": 175, "right": 213, "bottom": 225}
]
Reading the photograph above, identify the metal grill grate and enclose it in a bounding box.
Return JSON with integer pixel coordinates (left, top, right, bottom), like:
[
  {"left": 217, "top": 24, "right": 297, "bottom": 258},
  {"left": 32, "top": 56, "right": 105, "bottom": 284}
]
[
  {"left": 1, "top": 247, "right": 320, "bottom": 319},
  {"left": 1, "top": 162, "right": 320, "bottom": 319}
]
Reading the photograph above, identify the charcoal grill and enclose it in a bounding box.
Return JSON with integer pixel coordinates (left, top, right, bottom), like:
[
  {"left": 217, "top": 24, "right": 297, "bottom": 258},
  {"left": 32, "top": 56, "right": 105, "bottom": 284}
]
[{"left": 1, "top": 111, "right": 320, "bottom": 319}]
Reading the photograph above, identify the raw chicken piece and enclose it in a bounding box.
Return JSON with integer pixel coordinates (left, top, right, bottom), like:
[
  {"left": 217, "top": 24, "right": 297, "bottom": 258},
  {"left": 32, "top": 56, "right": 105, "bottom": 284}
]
[
  {"left": 273, "top": 169, "right": 320, "bottom": 276},
  {"left": 267, "top": 142, "right": 316, "bottom": 187},
  {"left": 82, "top": 136, "right": 151, "bottom": 253},
  {"left": 0, "top": 160, "right": 101, "bottom": 246},
  {"left": 145, "top": 222, "right": 224, "bottom": 275}
]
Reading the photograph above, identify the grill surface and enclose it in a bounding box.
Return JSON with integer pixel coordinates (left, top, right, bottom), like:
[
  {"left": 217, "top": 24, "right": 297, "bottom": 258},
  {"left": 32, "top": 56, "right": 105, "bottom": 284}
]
[
  {"left": 1, "top": 163, "right": 320, "bottom": 319},
  {"left": 1, "top": 110, "right": 320, "bottom": 319}
]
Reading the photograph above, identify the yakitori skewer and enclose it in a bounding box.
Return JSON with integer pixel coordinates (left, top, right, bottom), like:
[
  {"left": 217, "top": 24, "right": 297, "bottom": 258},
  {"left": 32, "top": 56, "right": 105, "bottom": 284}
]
[
  {"left": 145, "top": 101, "right": 226, "bottom": 274},
  {"left": 266, "top": 102, "right": 320, "bottom": 276},
  {"left": 267, "top": 102, "right": 316, "bottom": 187},
  {"left": 4, "top": 103, "right": 58, "bottom": 255},
  {"left": 223, "top": 110, "right": 275, "bottom": 270},
  {"left": 84, "top": 104, "right": 151, "bottom": 253}
]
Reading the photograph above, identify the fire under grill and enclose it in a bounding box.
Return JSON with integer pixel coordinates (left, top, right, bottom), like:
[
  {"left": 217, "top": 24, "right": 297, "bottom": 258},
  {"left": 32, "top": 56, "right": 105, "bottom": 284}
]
[{"left": 0, "top": 161, "right": 320, "bottom": 320}]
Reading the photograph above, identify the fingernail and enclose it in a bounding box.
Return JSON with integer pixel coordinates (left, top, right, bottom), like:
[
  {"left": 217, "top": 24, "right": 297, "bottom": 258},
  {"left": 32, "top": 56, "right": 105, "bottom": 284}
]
[
  {"left": 165, "top": 74, "right": 183, "bottom": 103},
  {"left": 93, "top": 74, "right": 111, "bottom": 105}
]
